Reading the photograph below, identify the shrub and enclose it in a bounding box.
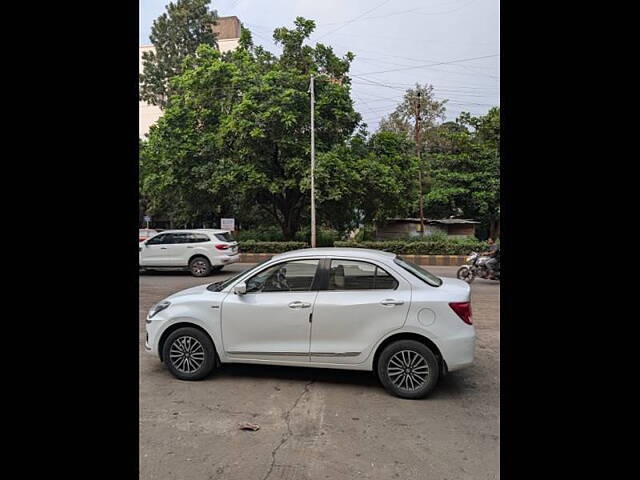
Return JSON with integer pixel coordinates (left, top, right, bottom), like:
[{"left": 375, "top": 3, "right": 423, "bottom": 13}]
[
  {"left": 235, "top": 228, "right": 284, "bottom": 242},
  {"left": 294, "top": 228, "right": 340, "bottom": 247},
  {"left": 333, "top": 240, "right": 488, "bottom": 255},
  {"left": 238, "top": 241, "right": 308, "bottom": 253}
]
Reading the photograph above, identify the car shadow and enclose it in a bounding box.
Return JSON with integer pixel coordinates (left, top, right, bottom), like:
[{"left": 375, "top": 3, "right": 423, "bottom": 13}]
[{"left": 200, "top": 362, "right": 472, "bottom": 400}]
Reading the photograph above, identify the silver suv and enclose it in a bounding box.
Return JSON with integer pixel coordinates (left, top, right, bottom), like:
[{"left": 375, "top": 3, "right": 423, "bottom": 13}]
[{"left": 139, "top": 229, "right": 239, "bottom": 276}]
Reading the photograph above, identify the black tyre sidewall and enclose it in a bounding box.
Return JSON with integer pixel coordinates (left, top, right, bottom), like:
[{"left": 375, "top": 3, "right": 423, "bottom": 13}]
[
  {"left": 162, "top": 327, "right": 216, "bottom": 381},
  {"left": 377, "top": 340, "right": 440, "bottom": 399},
  {"left": 189, "top": 257, "right": 212, "bottom": 277}
]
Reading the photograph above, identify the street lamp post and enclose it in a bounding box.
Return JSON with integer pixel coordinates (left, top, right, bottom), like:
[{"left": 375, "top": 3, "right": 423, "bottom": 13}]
[{"left": 310, "top": 74, "right": 317, "bottom": 248}]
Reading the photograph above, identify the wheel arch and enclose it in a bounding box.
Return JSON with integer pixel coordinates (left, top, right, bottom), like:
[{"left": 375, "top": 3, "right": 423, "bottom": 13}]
[
  {"left": 372, "top": 332, "right": 447, "bottom": 376},
  {"left": 188, "top": 253, "right": 211, "bottom": 266},
  {"left": 157, "top": 321, "right": 220, "bottom": 365}
]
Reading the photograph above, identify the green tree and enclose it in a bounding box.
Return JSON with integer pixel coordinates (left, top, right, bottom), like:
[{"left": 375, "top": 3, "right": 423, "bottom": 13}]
[
  {"left": 314, "top": 129, "right": 419, "bottom": 233},
  {"left": 378, "top": 83, "right": 448, "bottom": 150},
  {"left": 140, "top": 0, "right": 218, "bottom": 108},
  {"left": 426, "top": 108, "right": 500, "bottom": 237},
  {"left": 141, "top": 18, "right": 361, "bottom": 239}
]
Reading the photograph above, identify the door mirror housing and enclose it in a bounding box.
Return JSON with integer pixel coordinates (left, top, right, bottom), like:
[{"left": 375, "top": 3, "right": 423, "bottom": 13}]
[{"left": 233, "top": 282, "right": 247, "bottom": 295}]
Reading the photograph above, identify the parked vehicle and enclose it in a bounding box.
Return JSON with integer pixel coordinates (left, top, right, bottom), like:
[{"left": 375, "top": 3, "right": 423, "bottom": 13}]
[
  {"left": 139, "top": 229, "right": 239, "bottom": 276},
  {"left": 139, "top": 229, "right": 158, "bottom": 242},
  {"left": 456, "top": 252, "right": 500, "bottom": 283},
  {"left": 145, "top": 248, "right": 474, "bottom": 399}
]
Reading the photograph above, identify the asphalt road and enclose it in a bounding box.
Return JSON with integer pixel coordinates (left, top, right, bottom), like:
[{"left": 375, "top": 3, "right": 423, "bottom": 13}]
[{"left": 140, "top": 264, "right": 499, "bottom": 480}]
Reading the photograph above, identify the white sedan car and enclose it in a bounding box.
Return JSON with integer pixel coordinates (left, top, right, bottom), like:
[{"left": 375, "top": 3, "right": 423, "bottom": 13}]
[{"left": 145, "top": 248, "right": 474, "bottom": 399}]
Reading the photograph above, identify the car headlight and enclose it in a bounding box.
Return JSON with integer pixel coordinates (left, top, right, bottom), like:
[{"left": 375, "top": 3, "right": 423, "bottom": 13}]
[{"left": 147, "top": 301, "right": 171, "bottom": 320}]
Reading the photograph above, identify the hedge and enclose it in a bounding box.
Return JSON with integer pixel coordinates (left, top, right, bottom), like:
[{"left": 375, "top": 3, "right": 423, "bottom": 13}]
[
  {"left": 238, "top": 241, "right": 308, "bottom": 253},
  {"left": 333, "top": 240, "right": 488, "bottom": 255}
]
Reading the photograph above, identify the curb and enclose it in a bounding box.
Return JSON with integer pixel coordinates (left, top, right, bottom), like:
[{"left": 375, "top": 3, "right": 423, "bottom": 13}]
[{"left": 239, "top": 253, "right": 467, "bottom": 267}]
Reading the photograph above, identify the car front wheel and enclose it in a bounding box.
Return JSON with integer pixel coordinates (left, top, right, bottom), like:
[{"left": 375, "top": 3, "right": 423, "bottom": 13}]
[
  {"left": 377, "top": 340, "right": 440, "bottom": 399},
  {"left": 162, "top": 327, "right": 217, "bottom": 380}
]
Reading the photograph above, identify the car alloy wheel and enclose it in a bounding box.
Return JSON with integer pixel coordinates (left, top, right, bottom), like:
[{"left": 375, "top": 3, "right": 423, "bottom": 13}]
[
  {"left": 189, "top": 257, "right": 212, "bottom": 277},
  {"left": 377, "top": 340, "right": 439, "bottom": 399},
  {"left": 169, "top": 336, "right": 205, "bottom": 374},
  {"left": 387, "top": 350, "right": 430, "bottom": 392}
]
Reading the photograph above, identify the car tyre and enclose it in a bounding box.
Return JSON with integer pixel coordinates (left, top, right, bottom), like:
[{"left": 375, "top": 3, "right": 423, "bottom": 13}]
[
  {"left": 456, "top": 266, "right": 474, "bottom": 283},
  {"left": 189, "top": 256, "right": 212, "bottom": 277},
  {"left": 162, "top": 327, "right": 216, "bottom": 381},
  {"left": 377, "top": 340, "right": 440, "bottom": 399}
]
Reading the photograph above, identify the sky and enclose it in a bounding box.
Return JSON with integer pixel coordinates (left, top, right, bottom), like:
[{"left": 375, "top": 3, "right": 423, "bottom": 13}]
[{"left": 139, "top": 0, "right": 499, "bottom": 131}]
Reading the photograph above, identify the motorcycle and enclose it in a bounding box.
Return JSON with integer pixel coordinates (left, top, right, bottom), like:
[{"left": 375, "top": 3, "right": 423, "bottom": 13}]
[{"left": 456, "top": 251, "right": 500, "bottom": 284}]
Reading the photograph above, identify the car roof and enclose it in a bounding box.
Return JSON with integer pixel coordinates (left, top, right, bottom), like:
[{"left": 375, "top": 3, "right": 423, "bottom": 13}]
[
  {"left": 155, "top": 229, "right": 229, "bottom": 234},
  {"left": 273, "top": 248, "right": 397, "bottom": 261}
]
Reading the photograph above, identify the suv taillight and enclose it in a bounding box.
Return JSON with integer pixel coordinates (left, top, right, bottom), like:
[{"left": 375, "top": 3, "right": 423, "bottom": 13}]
[
  {"left": 215, "top": 244, "right": 229, "bottom": 250},
  {"left": 449, "top": 302, "right": 472, "bottom": 325}
]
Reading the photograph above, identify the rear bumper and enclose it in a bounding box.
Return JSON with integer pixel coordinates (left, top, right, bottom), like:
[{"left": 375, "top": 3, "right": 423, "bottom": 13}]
[
  {"left": 213, "top": 253, "right": 240, "bottom": 266},
  {"left": 440, "top": 330, "right": 475, "bottom": 372}
]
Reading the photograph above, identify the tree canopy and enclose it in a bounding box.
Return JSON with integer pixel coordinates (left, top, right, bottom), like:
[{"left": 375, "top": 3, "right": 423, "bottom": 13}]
[
  {"left": 139, "top": 13, "right": 500, "bottom": 240},
  {"left": 141, "top": 18, "right": 362, "bottom": 239}
]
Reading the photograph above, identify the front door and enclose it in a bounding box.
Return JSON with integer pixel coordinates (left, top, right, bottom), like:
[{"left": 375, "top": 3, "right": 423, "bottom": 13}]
[
  {"left": 310, "top": 259, "right": 411, "bottom": 365},
  {"left": 221, "top": 259, "right": 321, "bottom": 363},
  {"left": 141, "top": 233, "right": 175, "bottom": 266}
]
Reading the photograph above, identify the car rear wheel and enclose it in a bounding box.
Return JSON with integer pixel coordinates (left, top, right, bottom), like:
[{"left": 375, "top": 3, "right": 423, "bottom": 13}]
[
  {"left": 162, "top": 327, "right": 216, "bottom": 380},
  {"left": 377, "top": 340, "right": 440, "bottom": 399},
  {"left": 189, "top": 257, "right": 212, "bottom": 277}
]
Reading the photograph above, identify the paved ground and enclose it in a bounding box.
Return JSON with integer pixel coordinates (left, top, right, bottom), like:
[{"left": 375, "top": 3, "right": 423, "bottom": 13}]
[{"left": 140, "top": 264, "right": 499, "bottom": 480}]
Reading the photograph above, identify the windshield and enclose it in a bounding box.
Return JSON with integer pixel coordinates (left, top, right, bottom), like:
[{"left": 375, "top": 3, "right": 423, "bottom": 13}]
[
  {"left": 206, "top": 260, "right": 269, "bottom": 292},
  {"left": 394, "top": 256, "right": 443, "bottom": 287}
]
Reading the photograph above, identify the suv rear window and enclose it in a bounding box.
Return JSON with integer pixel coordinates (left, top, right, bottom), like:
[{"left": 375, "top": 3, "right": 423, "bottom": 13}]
[{"left": 214, "top": 232, "right": 235, "bottom": 242}]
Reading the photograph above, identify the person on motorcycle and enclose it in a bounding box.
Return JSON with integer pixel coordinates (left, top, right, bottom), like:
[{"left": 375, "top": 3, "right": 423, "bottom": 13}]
[{"left": 482, "top": 238, "right": 500, "bottom": 279}]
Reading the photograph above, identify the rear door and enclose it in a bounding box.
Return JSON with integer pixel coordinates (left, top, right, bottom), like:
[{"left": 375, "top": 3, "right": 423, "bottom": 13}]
[
  {"left": 310, "top": 258, "right": 411, "bottom": 365},
  {"left": 181, "top": 232, "right": 213, "bottom": 265}
]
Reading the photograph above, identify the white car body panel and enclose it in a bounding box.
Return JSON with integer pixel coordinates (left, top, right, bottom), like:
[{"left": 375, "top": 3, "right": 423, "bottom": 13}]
[{"left": 145, "top": 248, "right": 475, "bottom": 373}]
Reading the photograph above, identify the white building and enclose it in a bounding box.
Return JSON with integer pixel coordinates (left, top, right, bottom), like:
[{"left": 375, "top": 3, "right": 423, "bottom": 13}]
[{"left": 139, "top": 16, "right": 242, "bottom": 138}]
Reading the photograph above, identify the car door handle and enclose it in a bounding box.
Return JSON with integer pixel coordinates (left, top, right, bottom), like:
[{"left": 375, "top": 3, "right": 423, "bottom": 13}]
[
  {"left": 160, "top": 247, "right": 167, "bottom": 250},
  {"left": 186, "top": 246, "right": 194, "bottom": 248},
  {"left": 380, "top": 299, "right": 404, "bottom": 306},
  {"left": 289, "top": 301, "right": 311, "bottom": 309}
]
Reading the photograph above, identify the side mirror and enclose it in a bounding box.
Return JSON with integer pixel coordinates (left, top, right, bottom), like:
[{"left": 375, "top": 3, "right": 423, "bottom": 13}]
[{"left": 233, "top": 282, "right": 247, "bottom": 295}]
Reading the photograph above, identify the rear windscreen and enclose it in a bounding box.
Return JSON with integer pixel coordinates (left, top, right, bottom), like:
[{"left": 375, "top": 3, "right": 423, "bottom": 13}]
[{"left": 214, "top": 232, "right": 235, "bottom": 242}]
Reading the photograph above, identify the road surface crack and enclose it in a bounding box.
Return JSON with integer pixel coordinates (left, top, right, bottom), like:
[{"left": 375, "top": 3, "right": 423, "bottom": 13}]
[{"left": 261, "top": 380, "right": 315, "bottom": 480}]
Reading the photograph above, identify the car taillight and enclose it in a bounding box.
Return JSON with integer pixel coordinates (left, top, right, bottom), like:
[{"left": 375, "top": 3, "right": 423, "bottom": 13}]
[
  {"left": 215, "top": 244, "right": 229, "bottom": 250},
  {"left": 449, "top": 302, "right": 472, "bottom": 325}
]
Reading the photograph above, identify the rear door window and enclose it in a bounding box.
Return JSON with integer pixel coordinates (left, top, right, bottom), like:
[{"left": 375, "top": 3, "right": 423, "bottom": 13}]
[
  {"left": 186, "top": 233, "right": 210, "bottom": 243},
  {"left": 328, "top": 260, "right": 398, "bottom": 290}
]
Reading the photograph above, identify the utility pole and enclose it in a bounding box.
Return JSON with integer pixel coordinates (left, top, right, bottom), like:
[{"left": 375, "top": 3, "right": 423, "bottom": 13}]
[
  {"left": 309, "top": 74, "right": 317, "bottom": 248},
  {"left": 414, "top": 91, "right": 426, "bottom": 237}
]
